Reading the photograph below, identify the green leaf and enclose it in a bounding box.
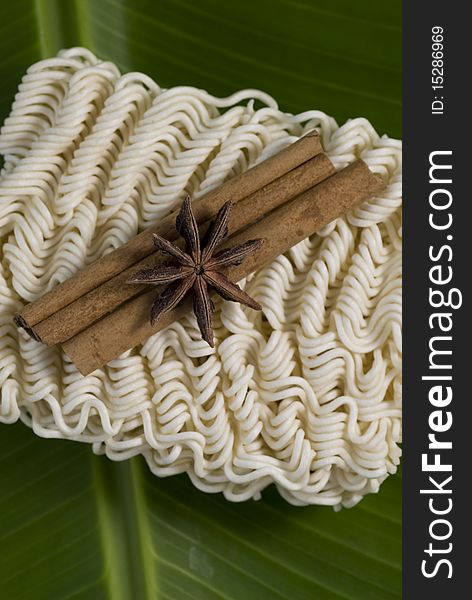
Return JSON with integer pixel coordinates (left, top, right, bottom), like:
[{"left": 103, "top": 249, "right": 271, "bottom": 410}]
[
  {"left": 0, "top": 423, "right": 401, "bottom": 600},
  {"left": 0, "top": 1, "right": 401, "bottom": 598},
  {"left": 0, "top": 0, "right": 401, "bottom": 137}
]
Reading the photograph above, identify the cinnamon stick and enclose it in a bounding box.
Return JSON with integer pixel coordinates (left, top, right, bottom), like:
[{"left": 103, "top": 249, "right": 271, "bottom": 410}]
[
  {"left": 31, "top": 153, "right": 335, "bottom": 345},
  {"left": 16, "top": 130, "right": 322, "bottom": 332},
  {"left": 62, "top": 160, "right": 384, "bottom": 375}
]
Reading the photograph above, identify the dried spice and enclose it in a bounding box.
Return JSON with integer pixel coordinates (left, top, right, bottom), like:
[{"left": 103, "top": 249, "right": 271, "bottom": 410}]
[
  {"left": 15, "top": 132, "right": 326, "bottom": 348},
  {"left": 64, "top": 160, "right": 383, "bottom": 375},
  {"left": 127, "top": 197, "right": 263, "bottom": 346}
]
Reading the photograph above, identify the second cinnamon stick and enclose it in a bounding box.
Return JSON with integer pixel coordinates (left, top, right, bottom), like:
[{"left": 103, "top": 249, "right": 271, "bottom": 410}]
[{"left": 31, "top": 152, "right": 335, "bottom": 345}]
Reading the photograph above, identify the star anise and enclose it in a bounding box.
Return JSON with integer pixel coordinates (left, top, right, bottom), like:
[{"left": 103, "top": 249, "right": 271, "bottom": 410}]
[{"left": 127, "top": 196, "right": 263, "bottom": 347}]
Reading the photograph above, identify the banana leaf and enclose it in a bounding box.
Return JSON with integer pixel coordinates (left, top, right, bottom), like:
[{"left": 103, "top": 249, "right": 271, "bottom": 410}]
[{"left": 0, "top": 1, "right": 402, "bottom": 598}]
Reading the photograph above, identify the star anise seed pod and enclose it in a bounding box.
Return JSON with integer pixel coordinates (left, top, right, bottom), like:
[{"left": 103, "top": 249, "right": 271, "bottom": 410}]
[{"left": 127, "top": 196, "right": 263, "bottom": 347}]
